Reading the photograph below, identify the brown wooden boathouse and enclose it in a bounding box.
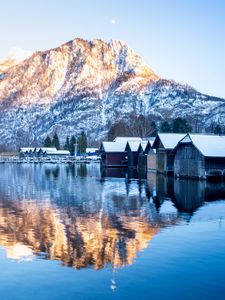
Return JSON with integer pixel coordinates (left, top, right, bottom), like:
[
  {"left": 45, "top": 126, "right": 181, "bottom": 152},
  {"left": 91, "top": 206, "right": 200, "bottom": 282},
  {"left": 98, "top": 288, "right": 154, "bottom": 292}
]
[{"left": 173, "top": 134, "right": 225, "bottom": 179}]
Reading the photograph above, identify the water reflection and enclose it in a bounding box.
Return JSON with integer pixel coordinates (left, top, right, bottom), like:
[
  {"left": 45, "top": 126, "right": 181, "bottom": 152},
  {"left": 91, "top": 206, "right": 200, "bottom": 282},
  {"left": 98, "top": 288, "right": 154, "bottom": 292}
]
[
  {"left": 147, "top": 174, "right": 225, "bottom": 216},
  {"left": 0, "top": 164, "right": 224, "bottom": 270},
  {"left": 101, "top": 167, "right": 146, "bottom": 180}
]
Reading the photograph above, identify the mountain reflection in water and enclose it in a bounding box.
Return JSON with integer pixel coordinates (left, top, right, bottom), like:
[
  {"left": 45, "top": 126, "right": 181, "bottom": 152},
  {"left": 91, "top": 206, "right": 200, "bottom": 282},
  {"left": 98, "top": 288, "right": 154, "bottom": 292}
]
[{"left": 0, "top": 164, "right": 224, "bottom": 270}]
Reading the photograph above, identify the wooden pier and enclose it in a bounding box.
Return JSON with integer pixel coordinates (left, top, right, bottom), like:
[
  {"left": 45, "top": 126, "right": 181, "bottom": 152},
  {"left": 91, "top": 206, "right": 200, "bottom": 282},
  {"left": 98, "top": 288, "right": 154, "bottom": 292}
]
[{"left": 0, "top": 156, "right": 101, "bottom": 164}]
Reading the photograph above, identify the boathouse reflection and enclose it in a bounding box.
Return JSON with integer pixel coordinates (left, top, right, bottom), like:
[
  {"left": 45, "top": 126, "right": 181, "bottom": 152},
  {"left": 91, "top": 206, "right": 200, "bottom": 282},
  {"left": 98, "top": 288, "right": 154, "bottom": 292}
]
[{"left": 145, "top": 173, "right": 225, "bottom": 216}]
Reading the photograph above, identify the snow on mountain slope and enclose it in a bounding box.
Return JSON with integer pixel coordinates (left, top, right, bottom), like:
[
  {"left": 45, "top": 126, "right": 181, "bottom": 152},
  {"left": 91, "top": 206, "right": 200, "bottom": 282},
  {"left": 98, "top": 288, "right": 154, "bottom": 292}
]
[{"left": 0, "top": 38, "right": 224, "bottom": 148}]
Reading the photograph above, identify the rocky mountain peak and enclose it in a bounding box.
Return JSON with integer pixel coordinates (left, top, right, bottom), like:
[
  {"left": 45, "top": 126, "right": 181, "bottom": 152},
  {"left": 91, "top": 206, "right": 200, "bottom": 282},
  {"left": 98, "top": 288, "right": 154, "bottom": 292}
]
[
  {"left": 0, "top": 37, "right": 224, "bottom": 149},
  {"left": 0, "top": 38, "right": 159, "bottom": 107}
]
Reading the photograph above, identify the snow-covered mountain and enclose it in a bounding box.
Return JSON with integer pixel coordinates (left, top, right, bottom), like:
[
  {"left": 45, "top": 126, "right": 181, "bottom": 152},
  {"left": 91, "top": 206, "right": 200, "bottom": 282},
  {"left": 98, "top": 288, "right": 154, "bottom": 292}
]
[
  {"left": 0, "top": 38, "right": 224, "bottom": 148},
  {"left": 0, "top": 47, "right": 33, "bottom": 73}
]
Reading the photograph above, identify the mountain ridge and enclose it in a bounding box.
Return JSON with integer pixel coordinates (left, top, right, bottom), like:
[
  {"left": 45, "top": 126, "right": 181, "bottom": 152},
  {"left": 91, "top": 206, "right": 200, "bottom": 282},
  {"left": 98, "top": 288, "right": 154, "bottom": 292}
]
[
  {"left": 0, "top": 47, "right": 33, "bottom": 73},
  {"left": 0, "top": 37, "right": 224, "bottom": 149}
]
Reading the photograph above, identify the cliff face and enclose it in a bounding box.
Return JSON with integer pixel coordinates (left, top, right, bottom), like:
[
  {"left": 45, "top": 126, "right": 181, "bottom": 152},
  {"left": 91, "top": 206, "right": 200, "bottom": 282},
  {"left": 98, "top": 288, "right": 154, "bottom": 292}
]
[{"left": 0, "top": 38, "right": 224, "bottom": 147}]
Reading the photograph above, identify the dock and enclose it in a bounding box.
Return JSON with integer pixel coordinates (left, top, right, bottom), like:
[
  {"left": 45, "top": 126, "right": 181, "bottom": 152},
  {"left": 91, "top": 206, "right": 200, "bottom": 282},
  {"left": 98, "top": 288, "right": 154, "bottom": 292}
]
[{"left": 0, "top": 156, "right": 101, "bottom": 164}]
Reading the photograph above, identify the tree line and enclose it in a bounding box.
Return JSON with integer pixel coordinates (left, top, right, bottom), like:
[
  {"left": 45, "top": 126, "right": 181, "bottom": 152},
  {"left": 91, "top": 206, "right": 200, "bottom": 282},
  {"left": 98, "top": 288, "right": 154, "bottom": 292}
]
[
  {"left": 161, "top": 119, "right": 225, "bottom": 135},
  {"left": 107, "top": 115, "right": 193, "bottom": 140},
  {"left": 160, "top": 117, "right": 192, "bottom": 133},
  {"left": 43, "top": 117, "right": 224, "bottom": 151},
  {"left": 210, "top": 123, "right": 225, "bottom": 135},
  {"left": 43, "top": 132, "right": 87, "bottom": 155},
  {"left": 108, "top": 114, "right": 158, "bottom": 140},
  {"left": 108, "top": 114, "right": 225, "bottom": 141}
]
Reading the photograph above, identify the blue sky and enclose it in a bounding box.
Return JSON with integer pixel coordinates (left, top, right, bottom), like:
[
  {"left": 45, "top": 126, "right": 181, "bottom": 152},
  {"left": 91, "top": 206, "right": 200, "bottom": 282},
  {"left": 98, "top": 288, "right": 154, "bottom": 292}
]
[{"left": 1, "top": 0, "right": 225, "bottom": 97}]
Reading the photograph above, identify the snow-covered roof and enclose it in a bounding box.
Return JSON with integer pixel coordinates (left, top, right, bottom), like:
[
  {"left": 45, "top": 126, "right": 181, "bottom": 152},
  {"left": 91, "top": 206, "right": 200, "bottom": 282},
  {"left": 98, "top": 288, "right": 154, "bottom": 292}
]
[
  {"left": 113, "top": 137, "right": 142, "bottom": 143},
  {"left": 180, "top": 134, "right": 225, "bottom": 157},
  {"left": 143, "top": 137, "right": 156, "bottom": 146},
  {"left": 101, "top": 141, "right": 126, "bottom": 152},
  {"left": 155, "top": 133, "right": 186, "bottom": 149},
  {"left": 126, "top": 141, "right": 142, "bottom": 152},
  {"left": 86, "top": 148, "right": 98, "bottom": 153},
  {"left": 20, "top": 147, "right": 36, "bottom": 152},
  {"left": 50, "top": 150, "right": 70, "bottom": 155},
  {"left": 139, "top": 141, "right": 149, "bottom": 151},
  {"left": 19, "top": 147, "right": 70, "bottom": 155},
  {"left": 41, "top": 147, "right": 58, "bottom": 153},
  {"left": 101, "top": 137, "right": 143, "bottom": 153}
]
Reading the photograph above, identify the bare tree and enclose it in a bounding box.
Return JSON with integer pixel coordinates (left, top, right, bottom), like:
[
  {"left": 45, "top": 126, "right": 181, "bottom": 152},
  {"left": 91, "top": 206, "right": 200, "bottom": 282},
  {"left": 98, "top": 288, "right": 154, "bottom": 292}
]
[
  {"left": 108, "top": 114, "right": 158, "bottom": 140},
  {"left": 127, "top": 114, "right": 157, "bottom": 137}
]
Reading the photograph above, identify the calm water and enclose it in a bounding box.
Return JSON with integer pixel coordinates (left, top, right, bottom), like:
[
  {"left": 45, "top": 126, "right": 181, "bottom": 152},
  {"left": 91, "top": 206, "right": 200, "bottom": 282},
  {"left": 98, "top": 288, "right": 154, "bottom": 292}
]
[{"left": 0, "top": 163, "right": 225, "bottom": 300}]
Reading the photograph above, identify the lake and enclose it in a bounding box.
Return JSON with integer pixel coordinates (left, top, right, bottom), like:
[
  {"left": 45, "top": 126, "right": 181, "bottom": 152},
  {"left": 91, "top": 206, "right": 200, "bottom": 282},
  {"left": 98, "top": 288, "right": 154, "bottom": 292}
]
[{"left": 0, "top": 163, "right": 224, "bottom": 300}]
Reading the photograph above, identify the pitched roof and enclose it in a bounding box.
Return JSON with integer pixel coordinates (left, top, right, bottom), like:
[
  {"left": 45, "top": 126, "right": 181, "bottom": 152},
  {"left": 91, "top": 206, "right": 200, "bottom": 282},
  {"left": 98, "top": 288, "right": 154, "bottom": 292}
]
[
  {"left": 154, "top": 133, "right": 186, "bottom": 149},
  {"left": 19, "top": 147, "right": 70, "bottom": 155},
  {"left": 140, "top": 141, "right": 149, "bottom": 151},
  {"left": 102, "top": 137, "right": 143, "bottom": 152},
  {"left": 47, "top": 150, "right": 70, "bottom": 155},
  {"left": 20, "top": 147, "right": 36, "bottom": 152},
  {"left": 113, "top": 137, "right": 142, "bottom": 143},
  {"left": 180, "top": 134, "right": 225, "bottom": 157},
  {"left": 40, "top": 147, "right": 58, "bottom": 152},
  {"left": 126, "top": 141, "right": 142, "bottom": 152},
  {"left": 144, "top": 137, "right": 156, "bottom": 146},
  {"left": 101, "top": 141, "right": 126, "bottom": 152}
]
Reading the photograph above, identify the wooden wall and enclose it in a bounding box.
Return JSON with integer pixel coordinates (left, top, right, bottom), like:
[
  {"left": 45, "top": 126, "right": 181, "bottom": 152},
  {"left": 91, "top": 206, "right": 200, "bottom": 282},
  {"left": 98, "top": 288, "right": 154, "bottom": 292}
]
[
  {"left": 138, "top": 154, "right": 147, "bottom": 171},
  {"left": 101, "top": 152, "right": 128, "bottom": 167},
  {"left": 147, "top": 153, "right": 157, "bottom": 171},
  {"left": 174, "top": 143, "right": 205, "bottom": 178},
  {"left": 127, "top": 150, "right": 139, "bottom": 168}
]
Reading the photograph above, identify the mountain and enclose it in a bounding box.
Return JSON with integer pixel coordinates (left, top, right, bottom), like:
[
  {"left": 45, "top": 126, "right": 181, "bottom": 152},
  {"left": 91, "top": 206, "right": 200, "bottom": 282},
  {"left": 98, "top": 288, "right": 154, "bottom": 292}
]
[
  {"left": 0, "top": 47, "right": 33, "bottom": 73},
  {"left": 0, "top": 38, "right": 224, "bottom": 148}
]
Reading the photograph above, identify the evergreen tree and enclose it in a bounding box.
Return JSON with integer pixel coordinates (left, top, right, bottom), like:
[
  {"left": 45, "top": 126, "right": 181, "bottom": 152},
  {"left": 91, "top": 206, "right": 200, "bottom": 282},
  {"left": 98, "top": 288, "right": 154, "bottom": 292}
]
[
  {"left": 107, "top": 125, "right": 116, "bottom": 141},
  {"left": 69, "top": 136, "right": 76, "bottom": 155},
  {"left": 160, "top": 121, "right": 172, "bottom": 133},
  {"left": 52, "top": 133, "right": 60, "bottom": 150},
  {"left": 150, "top": 121, "right": 158, "bottom": 137},
  {"left": 43, "top": 136, "right": 52, "bottom": 147},
  {"left": 172, "top": 117, "right": 192, "bottom": 133},
  {"left": 64, "top": 136, "right": 70, "bottom": 150},
  {"left": 214, "top": 124, "right": 222, "bottom": 135},
  {"left": 107, "top": 121, "right": 128, "bottom": 141},
  {"left": 78, "top": 131, "right": 87, "bottom": 154}
]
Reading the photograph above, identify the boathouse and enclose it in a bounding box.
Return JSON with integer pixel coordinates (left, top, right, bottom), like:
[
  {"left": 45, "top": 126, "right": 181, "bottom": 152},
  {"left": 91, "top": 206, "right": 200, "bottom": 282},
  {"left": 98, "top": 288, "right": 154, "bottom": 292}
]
[
  {"left": 43, "top": 149, "right": 70, "bottom": 158},
  {"left": 136, "top": 138, "right": 156, "bottom": 172},
  {"left": 137, "top": 141, "right": 149, "bottom": 171},
  {"left": 19, "top": 148, "right": 36, "bottom": 158},
  {"left": 99, "top": 141, "right": 128, "bottom": 167},
  {"left": 152, "top": 133, "right": 185, "bottom": 174},
  {"left": 147, "top": 148, "right": 157, "bottom": 172},
  {"left": 99, "top": 137, "right": 142, "bottom": 167},
  {"left": 173, "top": 134, "right": 225, "bottom": 179},
  {"left": 146, "top": 138, "right": 157, "bottom": 172},
  {"left": 125, "top": 141, "right": 143, "bottom": 168},
  {"left": 19, "top": 147, "right": 70, "bottom": 159},
  {"left": 85, "top": 148, "right": 99, "bottom": 156}
]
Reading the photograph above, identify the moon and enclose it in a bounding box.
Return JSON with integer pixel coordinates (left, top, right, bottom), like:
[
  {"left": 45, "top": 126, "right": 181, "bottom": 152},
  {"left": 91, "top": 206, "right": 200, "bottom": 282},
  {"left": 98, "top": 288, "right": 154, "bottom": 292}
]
[{"left": 111, "top": 19, "right": 116, "bottom": 25}]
